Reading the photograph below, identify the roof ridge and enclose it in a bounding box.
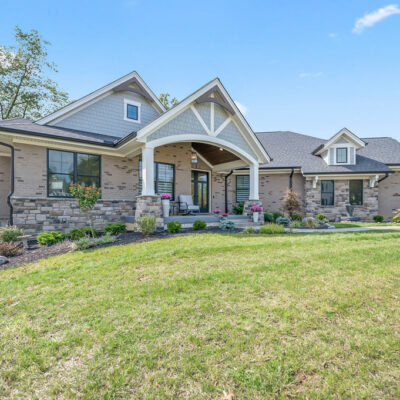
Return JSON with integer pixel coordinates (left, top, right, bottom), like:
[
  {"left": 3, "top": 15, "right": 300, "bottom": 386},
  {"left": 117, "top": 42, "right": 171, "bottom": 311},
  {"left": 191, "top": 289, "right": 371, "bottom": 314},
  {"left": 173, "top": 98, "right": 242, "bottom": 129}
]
[{"left": 256, "top": 130, "right": 325, "bottom": 141}]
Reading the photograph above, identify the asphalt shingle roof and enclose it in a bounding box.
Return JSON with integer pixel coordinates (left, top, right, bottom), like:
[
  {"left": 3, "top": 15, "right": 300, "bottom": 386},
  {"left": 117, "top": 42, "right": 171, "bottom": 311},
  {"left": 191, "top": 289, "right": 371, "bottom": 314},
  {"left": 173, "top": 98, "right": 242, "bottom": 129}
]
[{"left": 256, "top": 131, "right": 398, "bottom": 174}]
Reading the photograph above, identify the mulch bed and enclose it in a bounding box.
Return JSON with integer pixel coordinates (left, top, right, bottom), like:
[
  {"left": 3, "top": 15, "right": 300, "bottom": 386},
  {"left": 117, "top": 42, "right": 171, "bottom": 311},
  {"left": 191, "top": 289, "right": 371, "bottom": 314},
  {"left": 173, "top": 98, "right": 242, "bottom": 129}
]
[{"left": 1, "top": 227, "right": 234, "bottom": 271}]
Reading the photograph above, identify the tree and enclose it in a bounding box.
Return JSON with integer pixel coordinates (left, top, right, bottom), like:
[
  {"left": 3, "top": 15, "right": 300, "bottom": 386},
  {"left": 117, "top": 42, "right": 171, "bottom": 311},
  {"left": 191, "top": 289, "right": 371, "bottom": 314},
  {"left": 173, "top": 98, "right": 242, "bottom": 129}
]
[
  {"left": 282, "top": 188, "right": 301, "bottom": 217},
  {"left": 0, "top": 26, "right": 69, "bottom": 120},
  {"left": 158, "top": 93, "right": 178, "bottom": 110},
  {"left": 69, "top": 184, "right": 101, "bottom": 237}
]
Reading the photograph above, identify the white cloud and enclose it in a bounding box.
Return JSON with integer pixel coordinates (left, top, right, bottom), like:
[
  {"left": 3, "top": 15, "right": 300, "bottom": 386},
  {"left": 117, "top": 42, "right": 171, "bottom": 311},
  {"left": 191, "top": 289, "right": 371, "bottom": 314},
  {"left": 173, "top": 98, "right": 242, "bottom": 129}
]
[
  {"left": 299, "top": 72, "right": 323, "bottom": 78},
  {"left": 235, "top": 101, "right": 248, "bottom": 115},
  {"left": 329, "top": 33, "right": 337, "bottom": 38},
  {"left": 353, "top": 4, "right": 400, "bottom": 33}
]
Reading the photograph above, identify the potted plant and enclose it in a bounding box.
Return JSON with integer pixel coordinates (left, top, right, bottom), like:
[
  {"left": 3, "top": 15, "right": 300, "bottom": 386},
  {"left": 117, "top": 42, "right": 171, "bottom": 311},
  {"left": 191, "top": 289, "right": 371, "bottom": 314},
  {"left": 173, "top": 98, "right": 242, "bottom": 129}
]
[
  {"left": 160, "top": 193, "right": 172, "bottom": 217},
  {"left": 250, "top": 205, "right": 262, "bottom": 223},
  {"left": 213, "top": 208, "right": 221, "bottom": 216}
]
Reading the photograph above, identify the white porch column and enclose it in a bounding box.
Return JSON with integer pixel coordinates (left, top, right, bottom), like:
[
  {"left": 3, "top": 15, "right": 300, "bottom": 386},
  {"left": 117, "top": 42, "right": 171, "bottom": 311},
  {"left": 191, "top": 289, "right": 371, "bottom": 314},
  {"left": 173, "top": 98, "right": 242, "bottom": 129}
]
[
  {"left": 141, "top": 146, "right": 155, "bottom": 196},
  {"left": 249, "top": 162, "right": 259, "bottom": 200}
]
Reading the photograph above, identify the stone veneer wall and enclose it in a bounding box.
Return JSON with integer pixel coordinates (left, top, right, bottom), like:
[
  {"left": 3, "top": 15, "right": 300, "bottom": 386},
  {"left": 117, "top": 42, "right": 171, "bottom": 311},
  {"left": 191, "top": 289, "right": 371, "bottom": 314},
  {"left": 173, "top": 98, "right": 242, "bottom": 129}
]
[
  {"left": 12, "top": 197, "right": 136, "bottom": 234},
  {"left": 305, "top": 179, "right": 379, "bottom": 221},
  {"left": 378, "top": 171, "right": 400, "bottom": 217},
  {"left": 134, "top": 195, "right": 163, "bottom": 228}
]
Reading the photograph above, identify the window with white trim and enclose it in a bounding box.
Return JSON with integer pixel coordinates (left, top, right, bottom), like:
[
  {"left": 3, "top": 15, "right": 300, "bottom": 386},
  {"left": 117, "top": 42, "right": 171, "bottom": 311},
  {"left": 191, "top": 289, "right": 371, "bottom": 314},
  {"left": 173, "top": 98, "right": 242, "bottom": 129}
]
[
  {"left": 124, "top": 99, "right": 141, "bottom": 123},
  {"left": 236, "top": 175, "right": 249, "bottom": 203}
]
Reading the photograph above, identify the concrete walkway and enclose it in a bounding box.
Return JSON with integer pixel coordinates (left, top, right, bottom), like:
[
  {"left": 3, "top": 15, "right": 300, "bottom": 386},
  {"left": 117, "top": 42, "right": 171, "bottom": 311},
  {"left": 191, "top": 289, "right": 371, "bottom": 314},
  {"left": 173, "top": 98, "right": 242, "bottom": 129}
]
[{"left": 289, "top": 225, "right": 400, "bottom": 234}]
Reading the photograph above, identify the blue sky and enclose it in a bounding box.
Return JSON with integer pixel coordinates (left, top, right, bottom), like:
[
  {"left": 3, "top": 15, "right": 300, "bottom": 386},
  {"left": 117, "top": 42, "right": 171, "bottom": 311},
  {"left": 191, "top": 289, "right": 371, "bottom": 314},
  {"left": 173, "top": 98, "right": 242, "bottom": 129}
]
[{"left": 1, "top": 0, "right": 400, "bottom": 139}]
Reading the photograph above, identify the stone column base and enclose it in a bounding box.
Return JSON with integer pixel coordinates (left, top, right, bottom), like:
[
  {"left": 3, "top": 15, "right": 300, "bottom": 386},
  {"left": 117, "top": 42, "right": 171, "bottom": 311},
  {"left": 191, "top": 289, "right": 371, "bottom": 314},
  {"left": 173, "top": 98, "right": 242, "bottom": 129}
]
[
  {"left": 134, "top": 195, "right": 164, "bottom": 229},
  {"left": 243, "top": 199, "right": 264, "bottom": 220}
]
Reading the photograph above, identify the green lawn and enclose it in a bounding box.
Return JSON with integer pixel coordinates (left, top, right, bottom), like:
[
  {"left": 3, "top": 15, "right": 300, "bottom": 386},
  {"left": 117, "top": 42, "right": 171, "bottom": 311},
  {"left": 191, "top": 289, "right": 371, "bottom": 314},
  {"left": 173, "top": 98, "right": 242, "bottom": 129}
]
[
  {"left": 332, "top": 222, "right": 396, "bottom": 228},
  {"left": 1, "top": 232, "right": 400, "bottom": 399}
]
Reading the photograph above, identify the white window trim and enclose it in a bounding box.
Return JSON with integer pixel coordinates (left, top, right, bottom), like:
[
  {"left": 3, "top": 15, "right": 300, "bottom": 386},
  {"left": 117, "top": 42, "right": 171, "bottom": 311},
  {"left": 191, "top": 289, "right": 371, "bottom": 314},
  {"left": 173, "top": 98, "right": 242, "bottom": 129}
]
[
  {"left": 124, "top": 99, "right": 141, "bottom": 123},
  {"left": 329, "top": 143, "right": 355, "bottom": 166}
]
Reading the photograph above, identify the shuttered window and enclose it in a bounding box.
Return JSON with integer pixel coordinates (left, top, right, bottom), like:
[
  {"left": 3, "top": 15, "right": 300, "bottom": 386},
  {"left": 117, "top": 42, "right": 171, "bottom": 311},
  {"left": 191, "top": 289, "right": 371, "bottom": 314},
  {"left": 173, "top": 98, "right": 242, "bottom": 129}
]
[{"left": 236, "top": 175, "right": 249, "bottom": 203}]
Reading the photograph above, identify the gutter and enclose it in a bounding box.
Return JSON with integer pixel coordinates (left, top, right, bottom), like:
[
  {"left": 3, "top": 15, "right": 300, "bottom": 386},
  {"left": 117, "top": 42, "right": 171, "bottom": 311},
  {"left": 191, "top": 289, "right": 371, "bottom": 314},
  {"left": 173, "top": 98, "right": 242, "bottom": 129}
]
[
  {"left": 378, "top": 173, "right": 389, "bottom": 183},
  {"left": 289, "top": 168, "right": 294, "bottom": 189},
  {"left": 0, "top": 142, "right": 14, "bottom": 225},
  {"left": 225, "top": 170, "right": 234, "bottom": 213}
]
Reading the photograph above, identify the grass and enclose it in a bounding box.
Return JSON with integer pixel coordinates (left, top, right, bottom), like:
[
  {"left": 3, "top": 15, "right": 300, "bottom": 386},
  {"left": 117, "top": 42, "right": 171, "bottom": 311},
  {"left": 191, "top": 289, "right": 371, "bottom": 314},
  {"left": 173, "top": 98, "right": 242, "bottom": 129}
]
[
  {"left": 332, "top": 222, "right": 397, "bottom": 228},
  {"left": 1, "top": 231, "right": 400, "bottom": 399}
]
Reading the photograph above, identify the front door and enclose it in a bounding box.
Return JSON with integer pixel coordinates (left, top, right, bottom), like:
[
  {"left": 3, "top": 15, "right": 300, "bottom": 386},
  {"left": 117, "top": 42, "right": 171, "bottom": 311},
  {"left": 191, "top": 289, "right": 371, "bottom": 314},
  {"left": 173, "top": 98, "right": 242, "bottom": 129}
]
[{"left": 191, "top": 171, "right": 209, "bottom": 213}]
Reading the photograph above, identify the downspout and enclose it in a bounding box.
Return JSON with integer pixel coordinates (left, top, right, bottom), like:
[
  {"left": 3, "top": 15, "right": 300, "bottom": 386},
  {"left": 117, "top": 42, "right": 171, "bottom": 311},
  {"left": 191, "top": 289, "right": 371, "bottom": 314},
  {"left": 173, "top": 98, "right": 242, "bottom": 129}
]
[
  {"left": 0, "top": 142, "right": 14, "bottom": 225},
  {"left": 225, "top": 170, "right": 234, "bottom": 213},
  {"left": 378, "top": 173, "right": 389, "bottom": 183},
  {"left": 289, "top": 168, "right": 294, "bottom": 189}
]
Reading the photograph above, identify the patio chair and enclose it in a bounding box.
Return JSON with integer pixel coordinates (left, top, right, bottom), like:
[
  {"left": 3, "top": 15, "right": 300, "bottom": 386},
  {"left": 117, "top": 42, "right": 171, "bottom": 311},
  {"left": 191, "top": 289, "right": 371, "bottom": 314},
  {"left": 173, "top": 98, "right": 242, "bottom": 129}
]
[
  {"left": 179, "top": 195, "right": 200, "bottom": 215},
  {"left": 345, "top": 204, "right": 361, "bottom": 222}
]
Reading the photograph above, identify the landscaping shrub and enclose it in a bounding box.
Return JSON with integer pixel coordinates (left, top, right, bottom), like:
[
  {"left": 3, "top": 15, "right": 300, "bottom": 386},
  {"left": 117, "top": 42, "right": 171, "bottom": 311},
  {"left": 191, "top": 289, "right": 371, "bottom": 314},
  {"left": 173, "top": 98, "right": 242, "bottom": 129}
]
[
  {"left": 316, "top": 213, "right": 327, "bottom": 221},
  {"left": 282, "top": 188, "right": 301, "bottom": 217},
  {"left": 0, "top": 242, "right": 23, "bottom": 257},
  {"left": 219, "top": 220, "right": 235, "bottom": 230},
  {"left": 167, "top": 220, "right": 182, "bottom": 233},
  {"left": 259, "top": 223, "right": 285, "bottom": 234},
  {"left": 136, "top": 216, "right": 156, "bottom": 236},
  {"left": 392, "top": 210, "right": 400, "bottom": 223},
  {"left": 373, "top": 215, "right": 384, "bottom": 223},
  {"left": 290, "top": 220, "right": 305, "bottom": 228},
  {"left": 233, "top": 202, "right": 244, "bottom": 215},
  {"left": 306, "top": 217, "right": 316, "bottom": 228},
  {"left": 272, "top": 211, "right": 284, "bottom": 222},
  {"left": 291, "top": 213, "right": 303, "bottom": 221},
  {"left": 193, "top": 220, "right": 206, "bottom": 230},
  {"left": 0, "top": 226, "right": 24, "bottom": 242},
  {"left": 71, "top": 233, "right": 116, "bottom": 251},
  {"left": 37, "top": 231, "right": 66, "bottom": 246},
  {"left": 276, "top": 216, "right": 291, "bottom": 227},
  {"left": 69, "top": 227, "right": 99, "bottom": 240},
  {"left": 242, "top": 226, "right": 256, "bottom": 234},
  {"left": 263, "top": 213, "right": 274, "bottom": 223},
  {"left": 104, "top": 223, "right": 127, "bottom": 235}
]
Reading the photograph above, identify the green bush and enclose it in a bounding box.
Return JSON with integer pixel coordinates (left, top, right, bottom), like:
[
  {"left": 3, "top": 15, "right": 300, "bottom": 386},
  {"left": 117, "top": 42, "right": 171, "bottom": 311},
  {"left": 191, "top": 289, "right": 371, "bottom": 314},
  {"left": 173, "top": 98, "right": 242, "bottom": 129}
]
[
  {"left": 373, "top": 215, "right": 384, "bottom": 223},
  {"left": 290, "top": 220, "right": 305, "bottom": 228},
  {"left": 0, "top": 242, "right": 23, "bottom": 257},
  {"left": 291, "top": 214, "right": 303, "bottom": 221},
  {"left": 104, "top": 223, "right": 127, "bottom": 235},
  {"left": 0, "top": 226, "right": 24, "bottom": 242},
  {"left": 242, "top": 226, "right": 257, "bottom": 234},
  {"left": 263, "top": 213, "right": 274, "bottom": 223},
  {"left": 69, "top": 227, "right": 99, "bottom": 240},
  {"left": 316, "top": 213, "right": 327, "bottom": 221},
  {"left": 193, "top": 220, "right": 206, "bottom": 230},
  {"left": 276, "top": 216, "right": 291, "bottom": 227},
  {"left": 167, "top": 220, "right": 182, "bottom": 233},
  {"left": 233, "top": 202, "right": 244, "bottom": 215},
  {"left": 259, "top": 223, "right": 285, "bottom": 234},
  {"left": 72, "top": 233, "right": 116, "bottom": 251},
  {"left": 219, "top": 220, "right": 235, "bottom": 231},
  {"left": 272, "top": 212, "right": 284, "bottom": 222},
  {"left": 136, "top": 216, "right": 156, "bottom": 236},
  {"left": 306, "top": 217, "right": 316, "bottom": 228},
  {"left": 37, "top": 231, "right": 66, "bottom": 246}
]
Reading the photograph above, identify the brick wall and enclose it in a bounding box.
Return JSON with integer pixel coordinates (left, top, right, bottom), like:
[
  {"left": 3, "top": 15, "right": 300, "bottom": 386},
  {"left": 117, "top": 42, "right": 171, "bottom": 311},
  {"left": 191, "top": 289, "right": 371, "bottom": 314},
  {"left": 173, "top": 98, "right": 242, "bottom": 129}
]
[
  {"left": 305, "top": 179, "right": 379, "bottom": 220},
  {"left": 0, "top": 156, "right": 11, "bottom": 218}
]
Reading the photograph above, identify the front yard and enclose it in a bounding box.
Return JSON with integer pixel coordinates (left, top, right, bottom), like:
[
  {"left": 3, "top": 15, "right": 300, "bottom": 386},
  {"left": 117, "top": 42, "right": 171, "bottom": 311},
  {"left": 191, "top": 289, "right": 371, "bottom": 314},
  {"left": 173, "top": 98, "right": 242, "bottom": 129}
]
[{"left": 1, "top": 231, "right": 399, "bottom": 399}]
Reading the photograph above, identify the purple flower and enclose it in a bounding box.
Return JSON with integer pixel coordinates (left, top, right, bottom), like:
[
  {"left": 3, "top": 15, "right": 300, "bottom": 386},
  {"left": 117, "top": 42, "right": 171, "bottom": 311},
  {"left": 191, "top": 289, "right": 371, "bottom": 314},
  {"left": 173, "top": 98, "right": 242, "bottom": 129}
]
[
  {"left": 213, "top": 209, "right": 221, "bottom": 214},
  {"left": 160, "top": 193, "right": 172, "bottom": 199},
  {"left": 250, "top": 205, "right": 262, "bottom": 212}
]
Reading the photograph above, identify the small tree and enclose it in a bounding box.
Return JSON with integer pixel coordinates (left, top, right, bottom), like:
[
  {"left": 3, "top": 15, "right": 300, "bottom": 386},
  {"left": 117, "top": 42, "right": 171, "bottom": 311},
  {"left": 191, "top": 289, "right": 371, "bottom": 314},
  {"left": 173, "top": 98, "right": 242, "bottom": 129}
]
[
  {"left": 158, "top": 93, "right": 178, "bottom": 110},
  {"left": 282, "top": 188, "right": 301, "bottom": 217},
  {"left": 69, "top": 184, "right": 101, "bottom": 237}
]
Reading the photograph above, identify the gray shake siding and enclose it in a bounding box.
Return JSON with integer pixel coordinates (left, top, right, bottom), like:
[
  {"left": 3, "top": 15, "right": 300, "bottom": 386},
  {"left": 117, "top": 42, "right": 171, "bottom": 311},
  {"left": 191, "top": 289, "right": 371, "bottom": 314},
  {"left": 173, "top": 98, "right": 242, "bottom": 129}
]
[{"left": 53, "top": 92, "right": 160, "bottom": 137}]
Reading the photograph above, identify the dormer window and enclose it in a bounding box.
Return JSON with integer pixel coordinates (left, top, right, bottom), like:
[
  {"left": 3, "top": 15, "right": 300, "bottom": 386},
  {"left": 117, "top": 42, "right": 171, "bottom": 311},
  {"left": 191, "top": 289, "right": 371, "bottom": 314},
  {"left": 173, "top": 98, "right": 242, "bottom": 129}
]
[
  {"left": 336, "top": 148, "right": 348, "bottom": 164},
  {"left": 124, "top": 99, "right": 141, "bottom": 123}
]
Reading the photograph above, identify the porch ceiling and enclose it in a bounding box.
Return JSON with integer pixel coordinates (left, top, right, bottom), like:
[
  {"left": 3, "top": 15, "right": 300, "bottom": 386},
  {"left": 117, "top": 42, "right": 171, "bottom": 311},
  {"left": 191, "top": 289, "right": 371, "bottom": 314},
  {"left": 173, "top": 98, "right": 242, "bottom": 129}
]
[{"left": 192, "top": 142, "right": 240, "bottom": 165}]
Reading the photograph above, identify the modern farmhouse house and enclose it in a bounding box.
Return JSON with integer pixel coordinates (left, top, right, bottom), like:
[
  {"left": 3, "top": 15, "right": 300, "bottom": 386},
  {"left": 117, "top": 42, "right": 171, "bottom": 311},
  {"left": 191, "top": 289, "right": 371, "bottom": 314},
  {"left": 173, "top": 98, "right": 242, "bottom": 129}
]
[{"left": 0, "top": 71, "right": 399, "bottom": 233}]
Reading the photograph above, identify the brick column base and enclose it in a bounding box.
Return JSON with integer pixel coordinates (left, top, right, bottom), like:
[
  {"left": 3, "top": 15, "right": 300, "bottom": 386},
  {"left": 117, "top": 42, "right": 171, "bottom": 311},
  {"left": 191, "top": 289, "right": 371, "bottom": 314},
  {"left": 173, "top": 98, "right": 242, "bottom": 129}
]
[{"left": 134, "top": 195, "right": 163, "bottom": 229}]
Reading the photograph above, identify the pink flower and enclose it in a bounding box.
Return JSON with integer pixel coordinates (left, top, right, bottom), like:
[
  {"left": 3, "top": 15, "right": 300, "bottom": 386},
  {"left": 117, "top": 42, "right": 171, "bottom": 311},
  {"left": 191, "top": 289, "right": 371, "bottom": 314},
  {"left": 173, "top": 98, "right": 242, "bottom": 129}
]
[
  {"left": 250, "top": 205, "right": 262, "bottom": 212},
  {"left": 160, "top": 193, "right": 172, "bottom": 199},
  {"left": 213, "top": 209, "right": 221, "bottom": 214},
  {"left": 223, "top": 213, "right": 229, "bottom": 216}
]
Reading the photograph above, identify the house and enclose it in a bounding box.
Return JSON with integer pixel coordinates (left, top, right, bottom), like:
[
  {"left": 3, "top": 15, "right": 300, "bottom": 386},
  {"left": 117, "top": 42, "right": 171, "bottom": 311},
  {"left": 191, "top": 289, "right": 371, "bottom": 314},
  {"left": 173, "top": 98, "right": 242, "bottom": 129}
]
[{"left": 0, "top": 71, "right": 399, "bottom": 233}]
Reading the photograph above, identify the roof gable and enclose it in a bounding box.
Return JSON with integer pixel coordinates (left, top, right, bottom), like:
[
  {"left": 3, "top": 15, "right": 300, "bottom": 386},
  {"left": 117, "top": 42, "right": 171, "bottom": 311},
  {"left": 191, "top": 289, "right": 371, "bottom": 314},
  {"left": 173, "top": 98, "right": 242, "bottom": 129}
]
[{"left": 313, "top": 128, "right": 365, "bottom": 155}]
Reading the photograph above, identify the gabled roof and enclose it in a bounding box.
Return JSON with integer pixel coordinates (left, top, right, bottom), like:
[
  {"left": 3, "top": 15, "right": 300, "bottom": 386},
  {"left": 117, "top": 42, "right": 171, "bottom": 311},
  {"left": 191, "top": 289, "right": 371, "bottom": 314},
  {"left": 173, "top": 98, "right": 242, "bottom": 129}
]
[
  {"left": 36, "top": 71, "right": 166, "bottom": 125},
  {"left": 313, "top": 127, "right": 365, "bottom": 155},
  {"left": 136, "top": 78, "right": 270, "bottom": 164},
  {"left": 256, "top": 131, "right": 397, "bottom": 174}
]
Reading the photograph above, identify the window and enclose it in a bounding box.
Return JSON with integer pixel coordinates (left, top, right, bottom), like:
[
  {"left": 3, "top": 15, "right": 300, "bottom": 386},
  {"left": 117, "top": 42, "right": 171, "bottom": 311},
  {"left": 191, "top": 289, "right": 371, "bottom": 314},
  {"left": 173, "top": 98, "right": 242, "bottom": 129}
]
[
  {"left": 350, "top": 180, "right": 363, "bottom": 205},
  {"left": 336, "top": 147, "right": 348, "bottom": 163},
  {"left": 48, "top": 149, "right": 100, "bottom": 197},
  {"left": 138, "top": 161, "right": 175, "bottom": 199},
  {"left": 321, "top": 180, "right": 334, "bottom": 206},
  {"left": 236, "top": 175, "right": 249, "bottom": 203},
  {"left": 124, "top": 99, "right": 141, "bottom": 123}
]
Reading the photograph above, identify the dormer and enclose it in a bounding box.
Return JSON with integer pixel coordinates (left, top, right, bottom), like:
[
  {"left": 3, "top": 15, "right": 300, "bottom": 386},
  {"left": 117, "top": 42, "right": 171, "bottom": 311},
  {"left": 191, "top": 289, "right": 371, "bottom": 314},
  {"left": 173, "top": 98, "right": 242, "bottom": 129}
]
[{"left": 313, "top": 128, "right": 365, "bottom": 166}]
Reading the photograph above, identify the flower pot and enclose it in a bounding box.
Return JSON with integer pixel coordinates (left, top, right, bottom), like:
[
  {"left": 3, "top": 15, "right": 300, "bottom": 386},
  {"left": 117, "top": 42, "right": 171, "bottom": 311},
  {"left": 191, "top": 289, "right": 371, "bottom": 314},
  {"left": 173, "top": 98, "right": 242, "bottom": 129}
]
[
  {"left": 253, "top": 212, "right": 259, "bottom": 223},
  {"left": 162, "top": 199, "right": 170, "bottom": 217}
]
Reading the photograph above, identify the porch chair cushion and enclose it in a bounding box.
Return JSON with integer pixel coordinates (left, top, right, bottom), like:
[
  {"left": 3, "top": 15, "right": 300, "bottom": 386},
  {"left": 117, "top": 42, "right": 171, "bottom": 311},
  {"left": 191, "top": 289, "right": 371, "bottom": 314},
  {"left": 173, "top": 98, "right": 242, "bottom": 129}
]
[{"left": 179, "top": 195, "right": 200, "bottom": 213}]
